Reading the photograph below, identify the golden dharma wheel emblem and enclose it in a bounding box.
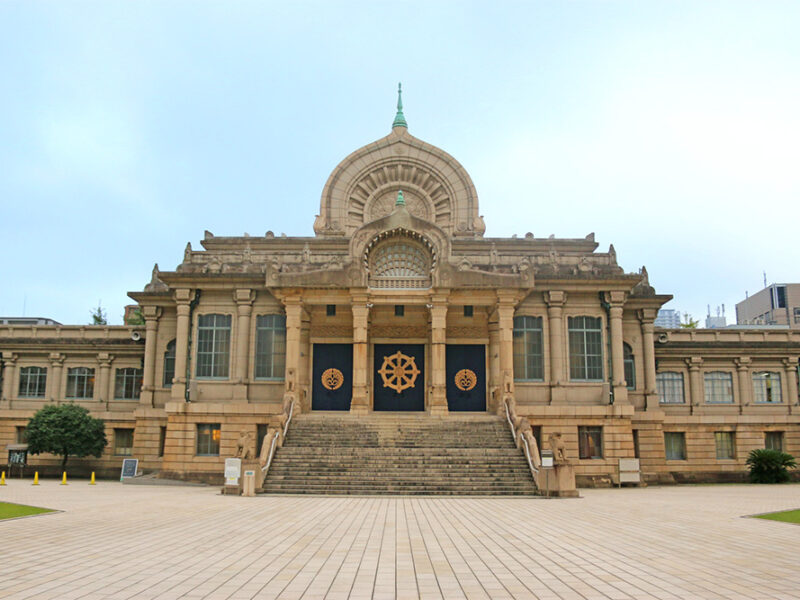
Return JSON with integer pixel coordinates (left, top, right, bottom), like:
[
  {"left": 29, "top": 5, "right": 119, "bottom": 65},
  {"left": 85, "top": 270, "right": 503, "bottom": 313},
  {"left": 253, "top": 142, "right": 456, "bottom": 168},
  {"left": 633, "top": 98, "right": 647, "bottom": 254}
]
[
  {"left": 378, "top": 351, "right": 420, "bottom": 394},
  {"left": 321, "top": 368, "right": 344, "bottom": 391},
  {"left": 454, "top": 369, "right": 477, "bottom": 391}
]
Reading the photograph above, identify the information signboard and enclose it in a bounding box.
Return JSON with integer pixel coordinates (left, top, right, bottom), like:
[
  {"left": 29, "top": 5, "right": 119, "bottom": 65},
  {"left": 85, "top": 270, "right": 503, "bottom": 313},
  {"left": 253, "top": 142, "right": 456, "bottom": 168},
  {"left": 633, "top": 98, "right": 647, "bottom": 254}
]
[
  {"left": 120, "top": 458, "right": 139, "bottom": 481},
  {"left": 224, "top": 458, "right": 242, "bottom": 486}
]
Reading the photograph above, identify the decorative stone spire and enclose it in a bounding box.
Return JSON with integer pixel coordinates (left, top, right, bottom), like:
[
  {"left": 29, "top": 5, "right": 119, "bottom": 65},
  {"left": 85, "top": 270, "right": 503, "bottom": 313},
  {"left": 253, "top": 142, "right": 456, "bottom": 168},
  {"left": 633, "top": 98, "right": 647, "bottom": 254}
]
[
  {"left": 396, "top": 189, "right": 405, "bottom": 207},
  {"left": 392, "top": 82, "right": 407, "bottom": 129}
]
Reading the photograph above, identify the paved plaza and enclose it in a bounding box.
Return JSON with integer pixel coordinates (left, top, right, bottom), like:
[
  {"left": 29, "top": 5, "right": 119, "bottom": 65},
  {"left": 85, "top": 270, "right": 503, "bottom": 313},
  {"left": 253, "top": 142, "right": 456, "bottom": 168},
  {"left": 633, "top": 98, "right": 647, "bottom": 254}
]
[{"left": 0, "top": 482, "right": 798, "bottom": 600}]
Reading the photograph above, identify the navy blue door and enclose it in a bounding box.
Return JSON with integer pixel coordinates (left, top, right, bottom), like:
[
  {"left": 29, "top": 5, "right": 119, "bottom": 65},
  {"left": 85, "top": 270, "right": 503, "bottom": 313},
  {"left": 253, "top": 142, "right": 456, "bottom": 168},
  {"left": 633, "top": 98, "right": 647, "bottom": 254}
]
[
  {"left": 446, "top": 344, "right": 486, "bottom": 411},
  {"left": 311, "top": 343, "right": 352, "bottom": 411},
  {"left": 373, "top": 344, "right": 425, "bottom": 411}
]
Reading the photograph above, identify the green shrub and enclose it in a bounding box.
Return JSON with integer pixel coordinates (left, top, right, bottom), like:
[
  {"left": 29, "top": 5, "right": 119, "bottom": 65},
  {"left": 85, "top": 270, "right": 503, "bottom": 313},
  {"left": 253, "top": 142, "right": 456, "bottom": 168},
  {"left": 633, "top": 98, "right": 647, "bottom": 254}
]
[{"left": 746, "top": 449, "right": 797, "bottom": 483}]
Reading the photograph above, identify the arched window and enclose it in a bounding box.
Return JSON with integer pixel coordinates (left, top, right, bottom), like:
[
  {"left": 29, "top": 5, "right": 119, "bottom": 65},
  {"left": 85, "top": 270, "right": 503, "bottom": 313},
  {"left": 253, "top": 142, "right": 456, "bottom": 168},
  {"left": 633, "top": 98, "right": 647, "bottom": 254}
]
[
  {"left": 163, "top": 339, "right": 176, "bottom": 387},
  {"left": 623, "top": 343, "right": 635, "bottom": 390},
  {"left": 366, "top": 231, "right": 434, "bottom": 289}
]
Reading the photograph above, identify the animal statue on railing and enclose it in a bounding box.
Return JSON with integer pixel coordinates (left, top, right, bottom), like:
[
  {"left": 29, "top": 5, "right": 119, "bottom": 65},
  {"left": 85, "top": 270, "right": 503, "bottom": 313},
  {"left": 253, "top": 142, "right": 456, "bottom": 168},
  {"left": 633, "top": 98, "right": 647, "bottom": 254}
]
[
  {"left": 547, "top": 432, "right": 569, "bottom": 465},
  {"left": 516, "top": 417, "right": 541, "bottom": 469},
  {"left": 235, "top": 430, "right": 255, "bottom": 460},
  {"left": 259, "top": 426, "right": 281, "bottom": 468}
]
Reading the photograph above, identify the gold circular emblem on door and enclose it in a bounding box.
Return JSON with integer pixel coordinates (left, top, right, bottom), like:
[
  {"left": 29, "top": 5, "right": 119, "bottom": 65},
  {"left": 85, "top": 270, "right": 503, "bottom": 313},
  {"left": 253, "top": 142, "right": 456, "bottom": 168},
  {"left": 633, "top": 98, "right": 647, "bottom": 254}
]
[
  {"left": 454, "top": 369, "right": 477, "bottom": 391},
  {"left": 378, "top": 351, "right": 420, "bottom": 394},
  {"left": 321, "top": 368, "right": 344, "bottom": 391}
]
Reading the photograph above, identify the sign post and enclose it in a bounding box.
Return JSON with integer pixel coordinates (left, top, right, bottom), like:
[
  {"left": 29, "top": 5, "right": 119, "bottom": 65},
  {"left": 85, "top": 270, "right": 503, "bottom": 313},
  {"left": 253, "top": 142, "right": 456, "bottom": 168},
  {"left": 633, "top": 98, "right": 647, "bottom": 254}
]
[
  {"left": 224, "top": 458, "right": 242, "bottom": 495},
  {"left": 540, "top": 450, "right": 554, "bottom": 499},
  {"left": 120, "top": 458, "right": 139, "bottom": 482}
]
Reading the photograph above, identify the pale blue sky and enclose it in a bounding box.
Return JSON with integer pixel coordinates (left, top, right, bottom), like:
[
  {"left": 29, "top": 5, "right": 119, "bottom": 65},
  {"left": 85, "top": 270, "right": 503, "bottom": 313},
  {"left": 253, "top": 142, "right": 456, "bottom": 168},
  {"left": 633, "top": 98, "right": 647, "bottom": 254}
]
[{"left": 1, "top": 1, "right": 798, "bottom": 325}]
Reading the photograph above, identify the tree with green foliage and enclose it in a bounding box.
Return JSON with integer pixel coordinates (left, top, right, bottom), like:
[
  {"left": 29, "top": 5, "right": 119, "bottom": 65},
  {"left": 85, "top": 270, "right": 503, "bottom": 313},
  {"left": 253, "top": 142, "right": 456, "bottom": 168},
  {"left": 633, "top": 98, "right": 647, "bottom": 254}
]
[
  {"left": 90, "top": 302, "right": 108, "bottom": 325},
  {"left": 25, "top": 404, "right": 107, "bottom": 470},
  {"left": 746, "top": 448, "right": 797, "bottom": 483},
  {"left": 680, "top": 312, "right": 699, "bottom": 329},
  {"left": 125, "top": 307, "right": 145, "bottom": 326}
]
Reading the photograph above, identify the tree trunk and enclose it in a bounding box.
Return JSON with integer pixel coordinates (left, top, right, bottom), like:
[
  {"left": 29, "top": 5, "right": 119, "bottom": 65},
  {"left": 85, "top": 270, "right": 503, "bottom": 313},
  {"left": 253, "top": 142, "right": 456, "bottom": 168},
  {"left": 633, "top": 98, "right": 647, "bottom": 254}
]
[{"left": 61, "top": 452, "right": 68, "bottom": 471}]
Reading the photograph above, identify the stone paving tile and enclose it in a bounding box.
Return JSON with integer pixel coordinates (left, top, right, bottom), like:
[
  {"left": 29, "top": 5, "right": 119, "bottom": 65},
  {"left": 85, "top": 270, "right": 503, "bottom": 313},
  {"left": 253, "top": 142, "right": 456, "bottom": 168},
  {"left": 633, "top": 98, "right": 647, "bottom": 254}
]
[{"left": 0, "top": 482, "right": 799, "bottom": 599}]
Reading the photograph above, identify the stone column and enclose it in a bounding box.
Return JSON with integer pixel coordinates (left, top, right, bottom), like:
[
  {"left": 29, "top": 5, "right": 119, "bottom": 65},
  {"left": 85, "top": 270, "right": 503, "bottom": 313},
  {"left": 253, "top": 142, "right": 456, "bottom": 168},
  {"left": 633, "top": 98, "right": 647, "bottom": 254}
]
[
  {"left": 233, "top": 289, "right": 255, "bottom": 401},
  {"left": 350, "top": 293, "right": 370, "bottom": 415},
  {"left": 783, "top": 357, "right": 798, "bottom": 410},
  {"left": 734, "top": 357, "right": 752, "bottom": 412},
  {"left": 429, "top": 295, "right": 449, "bottom": 416},
  {"left": 638, "top": 309, "right": 658, "bottom": 410},
  {"left": 48, "top": 353, "right": 65, "bottom": 403},
  {"left": 97, "top": 353, "right": 112, "bottom": 406},
  {"left": 488, "top": 319, "right": 500, "bottom": 414},
  {"left": 171, "top": 289, "right": 193, "bottom": 401},
  {"left": 545, "top": 291, "right": 566, "bottom": 404},
  {"left": 140, "top": 306, "right": 162, "bottom": 407},
  {"left": 283, "top": 295, "right": 304, "bottom": 409},
  {"left": 496, "top": 291, "right": 517, "bottom": 406},
  {"left": 605, "top": 291, "right": 628, "bottom": 404},
  {"left": 1, "top": 352, "right": 17, "bottom": 405},
  {"left": 686, "top": 357, "right": 704, "bottom": 412}
]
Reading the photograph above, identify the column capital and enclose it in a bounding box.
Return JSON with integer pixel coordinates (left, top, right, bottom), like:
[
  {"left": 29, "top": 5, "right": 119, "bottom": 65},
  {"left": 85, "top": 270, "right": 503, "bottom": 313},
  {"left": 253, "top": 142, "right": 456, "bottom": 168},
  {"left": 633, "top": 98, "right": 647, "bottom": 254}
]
[
  {"left": 637, "top": 308, "right": 658, "bottom": 323},
  {"left": 233, "top": 288, "right": 256, "bottom": 305},
  {"left": 173, "top": 288, "right": 193, "bottom": 304},
  {"left": 97, "top": 352, "right": 113, "bottom": 367},
  {"left": 603, "top": 290, "right": 627, "bottom": 306},
  {"left": 684, "top": 356, "right": 703, "bottom": 371},
  {"left": 48, "top": 352, "right": 65, "bottom": 366},
  {"left": 734, "top": 356, "right": 752, "bottom": 370},
  {"left": 783, "top": 357, "right": 799, "bottom": 368},
  {"left": 544, "top": 290, "right": 566, "bottom": 307},
  {"left": 1, "top": 352, "right": 18, "bottom": 364},
  {"left": 142, "top": 305, "right": 162, "bottom": 321}
]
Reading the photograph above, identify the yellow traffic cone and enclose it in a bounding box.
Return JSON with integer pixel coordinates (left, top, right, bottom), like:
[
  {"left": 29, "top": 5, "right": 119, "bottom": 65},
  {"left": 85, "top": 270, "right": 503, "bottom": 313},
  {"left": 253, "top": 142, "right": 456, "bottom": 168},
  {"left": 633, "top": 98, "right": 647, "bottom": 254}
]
[
  {"left": 32, "top": 471, "right": 39, "bottom": 485},
  {"left": 0, "top": 471, "right": 6, "bottom": 485},
  {"left": 60, "top": 471, "right": 68, "bottom": 485},
  {"left": 89, "top": 471, "right": 96, "bottom": 485}
]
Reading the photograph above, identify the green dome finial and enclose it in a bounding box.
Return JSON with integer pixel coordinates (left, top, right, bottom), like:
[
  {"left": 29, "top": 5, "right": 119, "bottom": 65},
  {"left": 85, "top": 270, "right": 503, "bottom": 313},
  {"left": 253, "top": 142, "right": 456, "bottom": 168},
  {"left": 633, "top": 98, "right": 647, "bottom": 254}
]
[
  {"left": 396, "top": 189, "right": 405, "bottom": 207},
  {"left": 392, "top": 82, "right": 407, "bottom": 129}
]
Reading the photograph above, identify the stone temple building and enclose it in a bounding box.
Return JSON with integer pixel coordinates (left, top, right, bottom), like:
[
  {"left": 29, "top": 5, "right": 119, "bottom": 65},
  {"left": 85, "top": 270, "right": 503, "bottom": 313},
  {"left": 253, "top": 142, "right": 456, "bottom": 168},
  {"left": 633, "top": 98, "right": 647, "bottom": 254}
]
[{"left": 1, "top": 89, "right": 799, "bottom": 490}]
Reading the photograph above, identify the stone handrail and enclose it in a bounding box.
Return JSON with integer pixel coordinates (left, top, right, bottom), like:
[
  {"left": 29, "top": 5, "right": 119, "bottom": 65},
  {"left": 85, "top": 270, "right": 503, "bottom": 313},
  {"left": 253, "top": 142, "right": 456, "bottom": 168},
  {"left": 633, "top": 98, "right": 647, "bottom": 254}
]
[
  {"left": 261, "top": 430, "right": 280, "bottom": 475},
  {"left": 261, "top": 398, "right": 295, "bottom": 477},
  {"left": 283, "top": 398, "right": 294, "bottom": 437},
  {"left": 504, "top": 398, "right": 539, "bottom": 478}
]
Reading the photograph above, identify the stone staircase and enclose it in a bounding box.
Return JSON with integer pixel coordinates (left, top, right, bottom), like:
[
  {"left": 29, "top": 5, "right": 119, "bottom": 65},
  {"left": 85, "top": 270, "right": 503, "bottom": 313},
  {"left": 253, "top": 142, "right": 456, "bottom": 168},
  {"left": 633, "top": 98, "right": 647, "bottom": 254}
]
[{"left": 261, "top": 413, "right": 538, "bottom": 495}]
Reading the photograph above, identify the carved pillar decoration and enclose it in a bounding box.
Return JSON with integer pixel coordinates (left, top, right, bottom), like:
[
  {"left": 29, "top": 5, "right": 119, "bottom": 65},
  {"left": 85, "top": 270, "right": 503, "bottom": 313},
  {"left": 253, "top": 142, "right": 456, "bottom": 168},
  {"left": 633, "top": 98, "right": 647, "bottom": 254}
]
[
  {"left": 1, "top": 352, "right": 18, "bottom": 406},
  {"left": 637, "top": 309, "right": 658, "bottom": 410},
  {"left": 545, "top": 290, "right": 566, "bottom": 404},
  {"left": 350, "top": 293, "right": 370, "bottom": 415},
  {"left": 734, "top": 357, "right": 752, "bottom": 413},
  {"left": 283, "top": 295, "right": 304, "bottom": 409},
  {"left": 496, "top": 290, "right": 517, "bottom": 406},
  {"left": 783, "top": 357, "right": 798, "bottom": 412},
  {"left": 488, "top": 318, "right": 501, "bottom": 414},
  {"left": 299, "top": 310, "right": 312, "bottom": 412},
  {"left": 97, "top": 352, "right": 112, "bottom": 407},
  {"left": 48, "top": 352, "right": 65, "bottom": 404},
  {"left": 685, "top": 356, "right": 704, "bottom": 414},
  {"left": 605, "top": 291, "right": 628, "bottom": 404},
  {"left": 171, "top": 289, "right": 193, "bottom": 401},
  {"left": 140, "top": 305, "right": 162, "bottom": 407},
  {"left": 233, "top": 289, "right": 256, "bottom": 401},
  {"left": 429, "top": 294, "right": 449, "bottom": 416}
]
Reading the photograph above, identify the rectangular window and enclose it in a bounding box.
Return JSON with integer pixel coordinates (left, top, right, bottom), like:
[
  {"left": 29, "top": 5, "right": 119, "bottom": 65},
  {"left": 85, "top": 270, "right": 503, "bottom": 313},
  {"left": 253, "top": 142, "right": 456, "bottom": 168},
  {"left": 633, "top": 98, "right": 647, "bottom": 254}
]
[
  {"left": 664, "top": 432, "right": 686, "bottom": 460},
  {"left": 714, "top": 431, "right": 736, "bottom": 460},
  {"left": 158, "top": 426, "right": 167, "bottom": 457},
  {"left": 578, "top": 426, "right": 603, "bottom": 459},
  {"left": 394, "top": 305, "right": 405, "bottom": 317},
  {"left": 254, "top": 315, "right": 286, "bottom": 380},
  {"left": 196, "top": 314, "right": 231, "bottom": 378},
  {"left": 704, "top": 372, "right": 734, "bottom": 403},
  {"left": 66, "top": 367, "right": 95, "bottom": 399},
  {"left": 752, "top": 371, "right": 782, "bottom": 403},
  {"left": 513, "top": 316, "right": 544, "bottom": 381},
  {"left": 196, "top": 423, "right": 221, "bottom": 456},
  {"left": 18, "top": 366, "right": 47, "bottom": 398},
  {"left": 114, "top": 429, "right": 134, "bottom": 456},
  {"left": 114, "top": 368, "right": 143, "bottom": 400},
  {"left": 463, "top": 305, "right": 474, "bottom": 317},
  {"left": 794, "top": 307, "right": 800, "bottom": 324},
  {"left": 632, "top": 429, "right": 640, "bottom": 459},
  {"left": 326, "top": 304, "right": 336, "bottom": 317},
  {"left": 568, "top": 316, "right": 603, "bottom": 381},
  {"left": 765, "top": 431, "right": 784, "bottom": 452},
  {"left": 656, "top": 372, "right": 685, "bottom": 404},
  {"left": 16, "top": 426, "right": 27, "bottom": 444}
]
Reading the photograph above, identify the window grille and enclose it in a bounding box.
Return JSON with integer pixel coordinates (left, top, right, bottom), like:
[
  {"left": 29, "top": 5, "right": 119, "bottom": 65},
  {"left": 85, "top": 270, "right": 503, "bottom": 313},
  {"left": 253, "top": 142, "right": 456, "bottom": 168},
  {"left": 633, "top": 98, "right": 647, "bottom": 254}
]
[
  {"left": 664, "top": 432, "right": 686, "bottom": 460},
  {"left": 704, "top": 372, "right": 734, "bottom": 403},
  {"left": 568, "top": 316, "right": 603, "bottom": 381},
  {"left": 196, "top": 423, "right": 221, "bottom": 456},
  {"left": 163, "top": 339, "right": 176, "bottom": 387},
  {"left": 578, "top": 426, "right": 603, "bottom": 459},
  {"left": 752, "top": 371, "right": 782, "bottom": 403},
  {"left": 114, "top": 368, "right": 143, "bottom": 400},
  {"left": 714, "top": 431, "right": 735, "bottom": 459},
  {"left": 18, "top": 366, "right": 47, "bottom": 398},
  {"left": 196, "top": 314, "right": 231, "bottom": 378},
  {"left": 657, "top": 372, "right": 685, "bottom": 404},
  {"left": 513, "top": 316, "right": 544, "bottom": 381},
  {"left": 623, "top": 343, "right": 635, "bottom": 390},
  {"left": 255, "top": 315, "right": 286, "bottom": 380},
  {"left": 66, "top": 367, "right": 95, "bottom": 399}
]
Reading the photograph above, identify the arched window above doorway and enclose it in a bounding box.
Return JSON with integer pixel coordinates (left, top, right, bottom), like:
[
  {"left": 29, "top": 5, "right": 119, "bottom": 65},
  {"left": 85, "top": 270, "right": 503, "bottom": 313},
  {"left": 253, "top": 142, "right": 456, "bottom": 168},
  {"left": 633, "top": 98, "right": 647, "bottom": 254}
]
[{"left": 364, "top": 230, "right": 435, "bottom": 289}]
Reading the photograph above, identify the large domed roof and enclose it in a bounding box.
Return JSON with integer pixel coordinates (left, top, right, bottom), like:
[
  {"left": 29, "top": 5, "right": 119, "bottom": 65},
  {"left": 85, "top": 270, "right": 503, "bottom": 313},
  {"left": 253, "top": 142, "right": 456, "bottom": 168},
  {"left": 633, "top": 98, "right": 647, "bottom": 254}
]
[{"left": 313, "top": 85, "right": 484, "bottom": 239}]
